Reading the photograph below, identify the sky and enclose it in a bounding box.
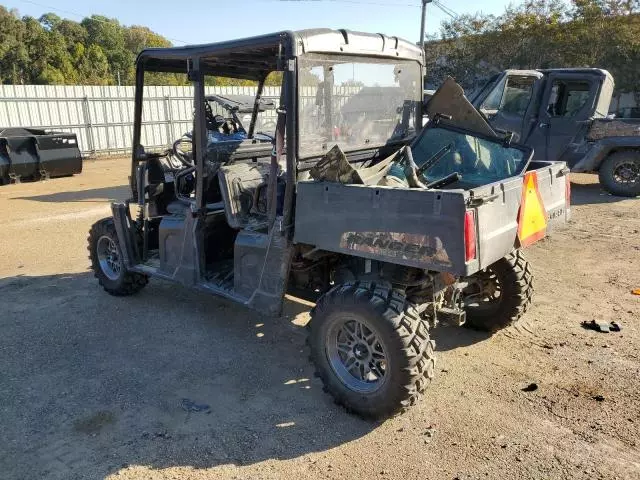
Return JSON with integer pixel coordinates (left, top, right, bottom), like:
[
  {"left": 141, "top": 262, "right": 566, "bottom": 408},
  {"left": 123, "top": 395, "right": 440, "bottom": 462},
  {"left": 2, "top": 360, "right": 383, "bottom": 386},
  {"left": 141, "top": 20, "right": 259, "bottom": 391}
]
[{"left": 2, "top": 0, "right": 512, "bottom": 45}]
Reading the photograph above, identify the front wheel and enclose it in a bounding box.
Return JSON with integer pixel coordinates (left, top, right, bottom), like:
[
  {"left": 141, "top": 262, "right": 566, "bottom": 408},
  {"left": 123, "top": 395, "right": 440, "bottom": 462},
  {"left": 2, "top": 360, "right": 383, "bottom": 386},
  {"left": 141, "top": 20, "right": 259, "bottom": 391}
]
[
  {"left": 88, "top": 218, "right": 148, "bottom": 296},
  {"left": 308, "top": 281, "right": 435, "bottom": 419},
  {"left": 598, "top": 150, "right": 640, "bottom": 197},
  {"left": 462, "top": 249, "right": 533, "bottom": 332}
]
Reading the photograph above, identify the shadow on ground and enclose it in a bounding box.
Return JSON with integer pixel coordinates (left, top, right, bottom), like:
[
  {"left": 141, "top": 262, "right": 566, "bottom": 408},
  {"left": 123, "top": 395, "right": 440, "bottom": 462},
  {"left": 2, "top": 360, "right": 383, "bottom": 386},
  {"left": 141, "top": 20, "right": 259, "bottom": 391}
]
[
  {"left": 15, "top": 185, "right": 130, "bottom": 203},
  {"left": 570, "top": 181, "right": 632, "bottom": 205},
  {"left": 0, "top": 273, "right": 376, "bottom": 479},
  {"left": 430, "top": 324, "right": 492, "bottom": 352}
]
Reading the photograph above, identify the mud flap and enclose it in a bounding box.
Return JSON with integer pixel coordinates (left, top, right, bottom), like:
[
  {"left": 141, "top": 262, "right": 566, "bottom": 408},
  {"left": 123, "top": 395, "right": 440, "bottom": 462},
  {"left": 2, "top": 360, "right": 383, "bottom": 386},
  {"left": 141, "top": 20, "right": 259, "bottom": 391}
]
[{"left": 234, "top": 226, "right": 293, "bottom": 317}]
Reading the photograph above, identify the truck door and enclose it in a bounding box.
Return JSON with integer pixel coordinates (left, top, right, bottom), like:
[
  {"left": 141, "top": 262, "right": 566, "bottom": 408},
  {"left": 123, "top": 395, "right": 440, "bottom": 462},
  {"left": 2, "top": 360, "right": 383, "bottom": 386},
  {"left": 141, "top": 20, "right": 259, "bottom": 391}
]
[
  {"left": 473, "top": 70, "right": 543, "bottom": 143},
  {"left": 529, "top": 72, "right": 601, "bottom": 162}
]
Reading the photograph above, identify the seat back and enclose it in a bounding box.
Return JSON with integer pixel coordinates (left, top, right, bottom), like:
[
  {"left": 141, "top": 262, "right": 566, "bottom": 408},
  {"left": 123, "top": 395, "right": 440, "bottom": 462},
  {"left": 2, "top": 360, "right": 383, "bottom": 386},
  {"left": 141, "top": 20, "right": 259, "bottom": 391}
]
[
  {"left": 205, "top": 139, "right": 273, "bottom": 165},
  {"left": 217, "top": 162, "right": 270, "bottom": 229}
]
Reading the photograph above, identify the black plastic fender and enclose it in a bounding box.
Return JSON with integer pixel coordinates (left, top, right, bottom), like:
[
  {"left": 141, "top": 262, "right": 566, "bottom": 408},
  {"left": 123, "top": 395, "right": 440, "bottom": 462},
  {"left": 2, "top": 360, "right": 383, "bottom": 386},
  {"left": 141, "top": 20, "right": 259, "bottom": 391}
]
[{"left": 573, "top": 137, "right": 640, "bottom": 172}]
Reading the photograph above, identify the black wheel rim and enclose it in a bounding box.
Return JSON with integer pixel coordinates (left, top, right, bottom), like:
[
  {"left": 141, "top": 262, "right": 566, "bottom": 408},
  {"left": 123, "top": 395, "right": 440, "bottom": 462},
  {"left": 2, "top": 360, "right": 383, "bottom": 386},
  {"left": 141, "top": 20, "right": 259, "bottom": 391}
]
[
  {"left": 325, "top": 314, "right": 389, "bottom": 394},
  {"left": 612, "top": 160, "right": 640, "bottom": 185},
  {"left": 463, "top": 269, "right": 503, "bottom": 312}
]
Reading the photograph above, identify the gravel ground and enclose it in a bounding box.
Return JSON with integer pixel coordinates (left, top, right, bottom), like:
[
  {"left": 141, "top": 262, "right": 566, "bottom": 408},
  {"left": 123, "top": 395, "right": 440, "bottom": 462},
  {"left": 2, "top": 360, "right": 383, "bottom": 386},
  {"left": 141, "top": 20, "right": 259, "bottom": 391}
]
[{"left": 0, "top": 157, "right": 639, "bottom": 480}]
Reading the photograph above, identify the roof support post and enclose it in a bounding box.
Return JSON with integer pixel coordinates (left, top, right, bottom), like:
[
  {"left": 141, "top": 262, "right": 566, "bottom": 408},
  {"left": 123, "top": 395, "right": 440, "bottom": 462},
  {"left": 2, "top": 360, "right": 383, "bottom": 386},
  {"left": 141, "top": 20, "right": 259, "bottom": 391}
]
[
  {"left": 130, "top": 64, "right": 145, "bottom": 196},
  {"left": 192, "top": 57, "right": 207, "bottom": 212},
  {"left": 248, "top": 77, "right": 266, "bottom": 138}
]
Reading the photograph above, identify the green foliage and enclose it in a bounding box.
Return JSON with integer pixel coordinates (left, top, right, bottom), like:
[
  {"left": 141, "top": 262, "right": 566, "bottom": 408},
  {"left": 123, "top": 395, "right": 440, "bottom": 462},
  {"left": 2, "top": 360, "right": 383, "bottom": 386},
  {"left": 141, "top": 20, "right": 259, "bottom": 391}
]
[
  {"left": 425, "top": 0, "right": 640, "bottom": 93},
  {"left": 0, "top": 6, "right": 182, "bottom": 85},
  {"left": 0, "top": 6, "right": 288, "bottom": 87}
]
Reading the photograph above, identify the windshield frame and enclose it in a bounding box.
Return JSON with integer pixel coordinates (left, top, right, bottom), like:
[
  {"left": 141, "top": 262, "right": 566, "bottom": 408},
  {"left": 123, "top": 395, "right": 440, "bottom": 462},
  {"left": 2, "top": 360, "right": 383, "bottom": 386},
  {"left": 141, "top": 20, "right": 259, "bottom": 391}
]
[
  {"left": 410, "top": 121, "right": 534, "bottom": 181},
  {"left": 296, "top": 53, "right": 423, "bottom": 160}
]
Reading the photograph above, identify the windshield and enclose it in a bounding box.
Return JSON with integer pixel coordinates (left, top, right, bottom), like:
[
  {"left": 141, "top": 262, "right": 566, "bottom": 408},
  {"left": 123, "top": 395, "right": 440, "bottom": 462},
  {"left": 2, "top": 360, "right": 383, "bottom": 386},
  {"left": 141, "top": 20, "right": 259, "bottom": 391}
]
[
  {"left": 298, "top": 54, "right": 421, "bottom": 158},
  {"left": 205, "top": 94, "right": 277, "bottom": 135},
  {"left": 411, "top": 126, "right": 530, "bottom": 186},
  {"left": 470, "top": 74, "right": 499, "bottom": 106}
]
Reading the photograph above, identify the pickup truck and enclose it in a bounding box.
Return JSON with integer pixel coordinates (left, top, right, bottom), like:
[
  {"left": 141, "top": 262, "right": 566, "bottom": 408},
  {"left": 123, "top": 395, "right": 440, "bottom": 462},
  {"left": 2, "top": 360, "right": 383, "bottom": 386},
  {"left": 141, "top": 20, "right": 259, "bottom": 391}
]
[{"left": 469, "top": 68, "right": 640, "bottom": 197}]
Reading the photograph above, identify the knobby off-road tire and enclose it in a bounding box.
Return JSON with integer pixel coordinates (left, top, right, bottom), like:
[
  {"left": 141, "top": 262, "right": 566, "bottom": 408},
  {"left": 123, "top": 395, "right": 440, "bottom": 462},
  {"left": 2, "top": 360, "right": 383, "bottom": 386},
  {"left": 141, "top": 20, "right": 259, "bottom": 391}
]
[
  {"left": 464, "top": 249, "right": 533, "bottom": 332},
  {"left": 598, "top": 150, "right": 640, "bottom": 198},
  {"left": 88, "top": 217, "right": 148, "bottom": 296},
  {"left": 308, "top": 281, "right": 435, "bottom": 419}
]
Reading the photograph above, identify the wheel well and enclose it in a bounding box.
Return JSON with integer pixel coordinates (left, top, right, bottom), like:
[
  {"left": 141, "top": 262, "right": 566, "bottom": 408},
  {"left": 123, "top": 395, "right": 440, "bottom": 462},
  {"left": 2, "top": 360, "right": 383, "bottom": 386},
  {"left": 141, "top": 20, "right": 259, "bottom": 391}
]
[
  {"left": 607, "top": 146, "right": 640, "bottom": 156},
  {"left": 287, "top": 245, "right": 440, "bottom": 301},
  {"left": 594, "top": 147, "right": 640, "bottom": 172}
]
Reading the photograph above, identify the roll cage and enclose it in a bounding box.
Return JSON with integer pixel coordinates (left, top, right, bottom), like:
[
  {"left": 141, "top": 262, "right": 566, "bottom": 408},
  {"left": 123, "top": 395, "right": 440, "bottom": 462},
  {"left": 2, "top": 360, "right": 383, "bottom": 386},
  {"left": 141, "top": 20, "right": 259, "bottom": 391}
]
[{"left": 132, "top": 29, "right": 424, "bottom": 229}]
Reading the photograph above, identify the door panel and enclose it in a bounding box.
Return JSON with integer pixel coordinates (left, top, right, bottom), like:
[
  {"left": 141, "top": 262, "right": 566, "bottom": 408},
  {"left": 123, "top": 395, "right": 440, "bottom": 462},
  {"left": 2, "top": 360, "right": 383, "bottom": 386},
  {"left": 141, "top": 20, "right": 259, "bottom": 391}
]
[
  {"left": 476, "top": 71, "right": 542, "bottom": 142},
  {"left": 532, "top": 73, "right": 600, "bottom": 161}
]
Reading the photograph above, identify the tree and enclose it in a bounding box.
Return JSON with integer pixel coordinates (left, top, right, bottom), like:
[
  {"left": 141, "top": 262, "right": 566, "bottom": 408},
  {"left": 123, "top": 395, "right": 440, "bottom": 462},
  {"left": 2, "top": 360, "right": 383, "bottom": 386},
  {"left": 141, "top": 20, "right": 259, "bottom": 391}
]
[
  {"left": 0, "top": 7, "right": 29, "bottom": 84},
  {"left": 78, "top": 45, "right": 111, "bottom": 85},
  {"left": 0, "top": 8, "right": 182, "bottom": 85},
  {"left": 81, "top": 15, "right": 130, "bottom": 84},
  {"left": 39, "top": 12, "right": 61, "bottom": 30},
  {"left": 424, "top": 0, "right": 640, "bottom": 94}
]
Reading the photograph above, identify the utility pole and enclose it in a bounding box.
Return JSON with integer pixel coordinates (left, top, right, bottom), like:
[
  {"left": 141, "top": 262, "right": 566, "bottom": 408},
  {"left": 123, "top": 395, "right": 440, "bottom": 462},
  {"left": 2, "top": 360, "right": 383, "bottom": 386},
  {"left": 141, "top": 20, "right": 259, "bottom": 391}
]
[
  {"left": 419, "top": 0, "right": 433, "bottom": 50},
  {"left": 419, "top": 0, "right": 433, "bottom": 88}
]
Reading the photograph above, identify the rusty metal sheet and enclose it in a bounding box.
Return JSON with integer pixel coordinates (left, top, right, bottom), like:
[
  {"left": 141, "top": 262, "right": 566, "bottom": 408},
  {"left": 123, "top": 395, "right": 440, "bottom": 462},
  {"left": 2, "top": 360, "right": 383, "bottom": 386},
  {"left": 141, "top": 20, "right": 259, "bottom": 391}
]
[
  {"left": 309, "top": 144, "right": 360, "bottom": 184},
  {"left": 426, "top": 77, "right": 498, "bottom": 138}
]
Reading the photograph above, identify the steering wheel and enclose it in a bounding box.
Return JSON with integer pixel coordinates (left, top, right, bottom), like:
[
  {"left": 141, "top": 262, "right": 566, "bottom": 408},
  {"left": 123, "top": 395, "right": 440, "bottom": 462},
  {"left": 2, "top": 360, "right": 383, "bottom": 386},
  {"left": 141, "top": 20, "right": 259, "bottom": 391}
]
[
  {"left": 172, "top": 135, "right": 194, "bottom": 167},
  {"left": 204, "top": 101, "right": 227, "bottom": 131}
]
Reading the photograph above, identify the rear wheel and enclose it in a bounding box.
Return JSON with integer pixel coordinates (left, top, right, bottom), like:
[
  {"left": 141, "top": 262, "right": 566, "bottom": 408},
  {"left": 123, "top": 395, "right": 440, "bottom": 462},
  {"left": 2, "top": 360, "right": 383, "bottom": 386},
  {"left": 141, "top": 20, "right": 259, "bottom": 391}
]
[
  {"left": 598, "top": 150, "right": 640, "bottom": 197},
  {"left": 462, "top": 249, "right": 533, "bottom": 332},
  {"left": 88, "top": 218, "right": 148, "bottom": 296},
  {"left": 309, "top": 281, "right": 435, "bottom": 419}
]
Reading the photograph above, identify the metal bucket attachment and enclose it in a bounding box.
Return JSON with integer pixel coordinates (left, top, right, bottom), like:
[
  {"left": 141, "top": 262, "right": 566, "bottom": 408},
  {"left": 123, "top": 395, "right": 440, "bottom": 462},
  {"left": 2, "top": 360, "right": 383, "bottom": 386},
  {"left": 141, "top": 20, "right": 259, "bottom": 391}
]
[{"left": 0, "top": 128, "right": 82, "bottom": 184}]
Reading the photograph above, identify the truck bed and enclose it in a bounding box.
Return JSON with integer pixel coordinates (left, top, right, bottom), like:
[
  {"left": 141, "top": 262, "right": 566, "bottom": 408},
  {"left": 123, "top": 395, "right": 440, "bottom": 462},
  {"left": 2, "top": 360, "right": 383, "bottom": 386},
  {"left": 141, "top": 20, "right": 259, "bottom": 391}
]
[
  {"left": 587, "top": 118, "right": 640, "bottom": 140},
  {"left": 294, "top": 161, "right": 569, "bottom": 277}
]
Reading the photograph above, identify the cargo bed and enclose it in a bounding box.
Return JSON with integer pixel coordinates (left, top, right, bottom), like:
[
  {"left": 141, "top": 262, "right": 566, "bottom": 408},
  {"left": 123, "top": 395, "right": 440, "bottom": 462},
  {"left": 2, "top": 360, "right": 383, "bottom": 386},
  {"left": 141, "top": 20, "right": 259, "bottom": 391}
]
[{"left": 294, "top": 160, "right": 569, "bottom": 277}]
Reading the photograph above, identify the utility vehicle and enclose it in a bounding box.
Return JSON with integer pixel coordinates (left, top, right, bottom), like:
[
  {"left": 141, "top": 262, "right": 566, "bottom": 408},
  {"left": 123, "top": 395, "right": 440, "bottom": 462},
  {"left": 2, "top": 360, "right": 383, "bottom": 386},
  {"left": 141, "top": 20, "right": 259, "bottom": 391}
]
[
  {"left": 470, "top": 68, "right": 640, "bottom": 197},
  {"left": 88, "top": 29, "right": 569, "bottom": 418}
]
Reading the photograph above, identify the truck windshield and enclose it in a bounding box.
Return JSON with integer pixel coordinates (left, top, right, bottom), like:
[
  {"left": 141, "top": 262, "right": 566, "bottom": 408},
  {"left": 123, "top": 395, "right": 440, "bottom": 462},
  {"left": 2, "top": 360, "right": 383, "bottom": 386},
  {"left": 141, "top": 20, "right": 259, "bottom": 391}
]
[
  {"left": 411, "top": 126, "right": 529, "bottom": 185},
  {"left": 298, "top": 54, "right": 421, "bottom": 158}
]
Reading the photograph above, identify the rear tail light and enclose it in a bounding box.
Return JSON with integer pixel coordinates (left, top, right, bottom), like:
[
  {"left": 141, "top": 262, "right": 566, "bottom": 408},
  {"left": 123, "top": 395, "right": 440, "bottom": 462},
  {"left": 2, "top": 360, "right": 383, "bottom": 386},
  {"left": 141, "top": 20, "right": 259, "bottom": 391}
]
[
  {"left": 464, "top": 210, "right": 477, "bottom": 262},
  {"left": 565, "top": 176, "right": 571, "bottom": 206}
]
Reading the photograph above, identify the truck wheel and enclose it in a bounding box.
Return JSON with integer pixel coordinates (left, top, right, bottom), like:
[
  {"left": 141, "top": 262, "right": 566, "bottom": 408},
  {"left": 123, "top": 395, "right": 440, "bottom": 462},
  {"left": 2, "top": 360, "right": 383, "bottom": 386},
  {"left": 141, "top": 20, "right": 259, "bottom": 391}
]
[
  {"left": 308, "top": 281, "right": 435, "bottom": 419},
  {"left": 88, "top": 218, "right": 148, "bottom": 296},
  {"left": 462, "top": 249, "right": 533, "bottom": 332},
  {"left": 598, "top": 150, "right": 640, "bottom": 197}
]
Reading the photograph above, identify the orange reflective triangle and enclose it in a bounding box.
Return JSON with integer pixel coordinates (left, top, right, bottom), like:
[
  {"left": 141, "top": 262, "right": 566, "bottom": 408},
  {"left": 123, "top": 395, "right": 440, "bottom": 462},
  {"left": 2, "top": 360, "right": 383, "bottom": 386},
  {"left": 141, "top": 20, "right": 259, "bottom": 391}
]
[{"left": 517, "top": 171, "right": 547, "bottom": 247}]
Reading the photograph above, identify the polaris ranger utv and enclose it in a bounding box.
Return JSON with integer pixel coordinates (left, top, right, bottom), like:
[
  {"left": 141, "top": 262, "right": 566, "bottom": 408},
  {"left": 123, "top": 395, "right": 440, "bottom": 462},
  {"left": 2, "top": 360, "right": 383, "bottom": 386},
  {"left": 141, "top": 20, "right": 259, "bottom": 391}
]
[{"left": 88, "top": 29, "right": 570, "bottom": 419}]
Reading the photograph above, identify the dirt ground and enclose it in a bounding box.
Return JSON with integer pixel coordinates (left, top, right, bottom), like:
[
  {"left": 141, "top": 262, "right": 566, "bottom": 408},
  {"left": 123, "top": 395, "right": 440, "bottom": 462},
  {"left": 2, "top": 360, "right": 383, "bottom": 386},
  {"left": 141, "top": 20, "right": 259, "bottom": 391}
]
[{"left": 1, "top": 157, "right": 639, "bottom": 480}]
